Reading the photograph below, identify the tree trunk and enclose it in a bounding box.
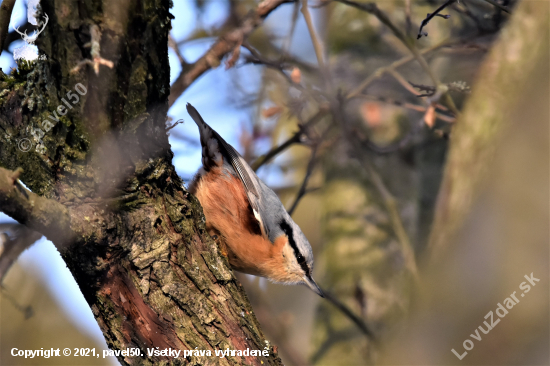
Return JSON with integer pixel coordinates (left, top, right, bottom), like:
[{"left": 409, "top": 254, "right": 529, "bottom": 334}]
[
  {"left": 0, "top": 1, "right": 282, "bottom": 365},
  {"left": 427, "top": 0, "right": 549, "bottom": 260}
]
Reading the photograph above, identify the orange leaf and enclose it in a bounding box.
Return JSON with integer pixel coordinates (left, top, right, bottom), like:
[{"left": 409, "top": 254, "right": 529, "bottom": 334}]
[
  {"left": 290, "top": 67, "right": 301, "bottom": 84},
  {"left": 360, "top": 102, "right": 381, "bottom": 127},
  {"left": 424, "top": 105, "right": 436, "bottom": 128}
]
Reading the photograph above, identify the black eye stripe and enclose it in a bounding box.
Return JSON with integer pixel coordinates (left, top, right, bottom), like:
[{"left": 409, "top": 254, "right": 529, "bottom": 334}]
[{"left": 279, "top": 220, "right": 310, "bottom": 277}]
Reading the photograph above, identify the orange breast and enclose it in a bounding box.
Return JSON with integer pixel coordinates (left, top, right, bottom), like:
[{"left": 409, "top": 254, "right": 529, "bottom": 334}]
[{"left": 190, "top": 167, "right": 286, "bottom": 278}]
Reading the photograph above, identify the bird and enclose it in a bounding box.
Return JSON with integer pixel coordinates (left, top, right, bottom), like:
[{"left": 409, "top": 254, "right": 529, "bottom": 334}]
[{"left": 186, "top": 103, "right": 323, "bottom": 297}]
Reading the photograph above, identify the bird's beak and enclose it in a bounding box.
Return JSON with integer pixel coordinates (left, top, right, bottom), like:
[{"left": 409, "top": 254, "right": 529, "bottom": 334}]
[{"left": 304, "top": 275, "right": 324, "bottom": 298}]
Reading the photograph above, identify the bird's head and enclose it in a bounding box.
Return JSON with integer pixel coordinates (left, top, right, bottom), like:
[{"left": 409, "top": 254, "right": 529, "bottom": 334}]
[{"left": 264, "top": 217, "right": 323, "bottom": 297}]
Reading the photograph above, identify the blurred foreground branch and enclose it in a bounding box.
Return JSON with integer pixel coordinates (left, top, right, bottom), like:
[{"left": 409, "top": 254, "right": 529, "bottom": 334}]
[{"left": 428, "top": 0, "right": 547, "bottom": 260}]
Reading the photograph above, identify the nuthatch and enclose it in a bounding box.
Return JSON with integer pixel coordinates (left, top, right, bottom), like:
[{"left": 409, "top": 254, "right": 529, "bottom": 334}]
[{"left": 186, "top": 103, "right": 323, "bottom": 297}]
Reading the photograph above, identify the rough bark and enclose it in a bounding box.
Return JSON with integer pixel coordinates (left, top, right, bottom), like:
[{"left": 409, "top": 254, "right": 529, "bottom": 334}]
[{"left": 0, "top": 1, "right": 283, "bottom": 365}]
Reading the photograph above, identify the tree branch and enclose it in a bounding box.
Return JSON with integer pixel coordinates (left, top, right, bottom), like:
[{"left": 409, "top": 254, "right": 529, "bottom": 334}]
[
  {"left": 0, "top": 167, "right": 108, "bottom": 249},
  {"left": 168, "top": 0, "right": 293, "bottom": 108},
  {"left": 417, "top": 0, "right": 455, "bottom": 39},
  {"left": 346, "top": 38, "right": 454, "bottom": 99},
  {"left": 301, "top": 0, "right": 332, "bottom": 90},
  {"left": 323, "top": 290, "right": 376, "bottom": 339},
  {"left": 281, "top": 0, "right": 300, "bottom": 58},
  {"left": 336, "top": 0, "right": 460, "bottom": 115},
  {"left": 356, "top": 94, "right": 455, "bottom": 124},
  {"left": 0, "top": 167, "right": 71, "bottom": 245},
  {"left": 251, "top": 108, "right": 328, "bottom": 171},
  {"left": 242, "top": 42, "right": 326, "bottom": 103},
  {"left": 288, "top": 142, "right": 318, "bottom": 215}
]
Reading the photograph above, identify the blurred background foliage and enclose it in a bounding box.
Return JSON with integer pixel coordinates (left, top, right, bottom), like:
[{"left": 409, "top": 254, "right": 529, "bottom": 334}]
[{"left": 1, "top": 0, "right": 548, "bottom": 365}]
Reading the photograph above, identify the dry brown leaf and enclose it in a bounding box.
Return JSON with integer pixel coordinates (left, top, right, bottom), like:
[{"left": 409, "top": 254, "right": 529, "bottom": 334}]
[
  {"left": 225, "top": 41, "right": 242, "bottom": 69},
  {"left": 290, "top": 67, "right": 301, "bottom": 84},
  {"left": 424, "top": 104, "right": 436, "bottom": 128}
]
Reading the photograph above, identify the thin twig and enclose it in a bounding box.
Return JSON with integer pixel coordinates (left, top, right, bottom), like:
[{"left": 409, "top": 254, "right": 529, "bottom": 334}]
[
  {"left": 288, "top": 119, "right": 338, "bottom": 214},
  {"left": 337, "top": 0, "right": 408, "bottom": 46},
  {"left": 405, "top": 0, "right": 412, "bottom": 36},
  {"left": 417, "top": 0, "right": 456, "bottom": 39},
  {"left": 301, "top": 0, "right": 332, "bottom": 90},
  {"left": 387, "top": 68, "right": 451, "bottom": 114},
  {"left": 281, "top": 0, "right": 300, "bottom": 58},
  {"left": 409, "top": 81, "right": 437, "bottom": 97},
  {"left": 480, "top": 0, "right": 510, "bottom": 13},
  {"left": 242, "top": 43, "right": 327, "bottom": 103},
  {"left": 336, "top": 0, "right": 460, "bottom": 115},
  {"left": 452, "top": 1, "right": 485, "bottom": 32},
  {"left": 406, "top": 45, "right": 459, "bottom": 114},
  {"left": 168, "top": 0, "right": 293, "bottom": 108},
  {"left": 0, "top": 223, "right": 42, "bottom": 282},
  {"left": 322, "top": 289, "right": 376, "bottom": 339},
  {"left": 70, "top": 25, "right": 114, "bottom": 75},
  {"left": 0, "top": 285, "right": 33, "bottom": 319},
  {"left": 364, "top": 159, "right": 419, "bottom": 282},
  {"left": 168, "top": 33, "right": 188, "bottom": 67},
  {"left": 252, "top": 134, "right": 301, "bottom": 171},
  {"left": 0, "top": 0, "right": 16, "bottom": 57},
  {"left": 251, "top": 108, "right": 327, "bottom": 171},
  {"left": 357, "top": 94, "right": 455, "bottom": 123},
  {"left": 334, "top": 95, "right": 419, "bottom": 281},
  {"left": 301, "top": 0, "right": 326, "bottom": 71},
  {"left": 346, "top": 37, "right": 451, "bottom": 99},
  {"left": 387, "top": 69, "right": 426, "bottom": 96},
  {"left": 288, "top": 143, "right": 318, "bottom": 215}
]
